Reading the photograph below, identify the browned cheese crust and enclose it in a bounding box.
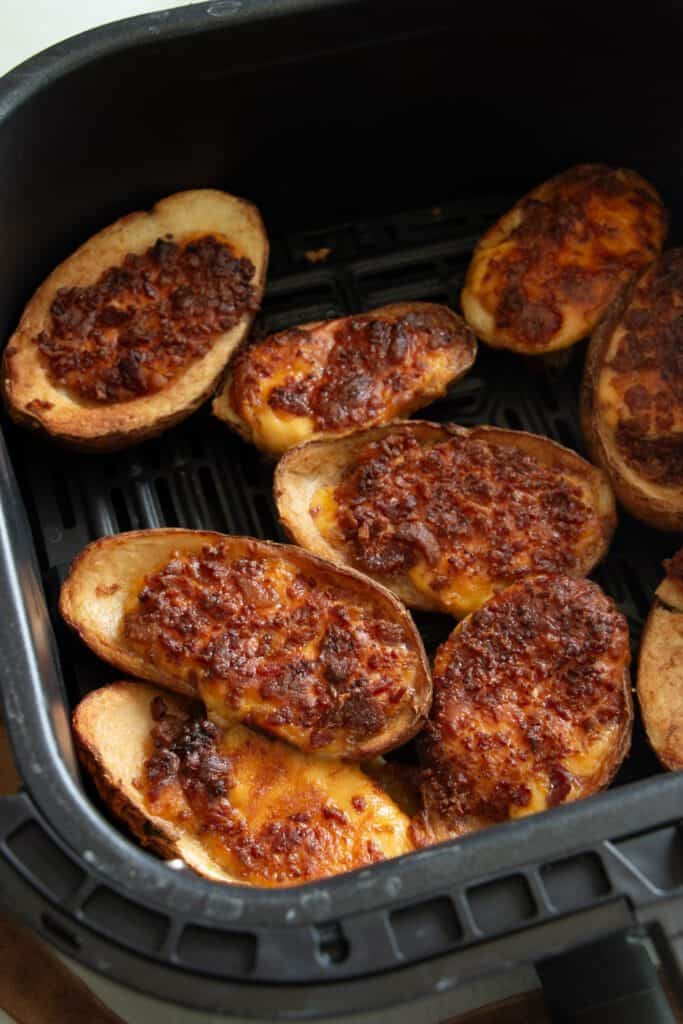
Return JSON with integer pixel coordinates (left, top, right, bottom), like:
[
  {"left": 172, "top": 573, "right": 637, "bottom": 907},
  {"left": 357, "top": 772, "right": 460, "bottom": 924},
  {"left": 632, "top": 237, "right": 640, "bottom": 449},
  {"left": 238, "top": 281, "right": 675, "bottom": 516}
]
[
  {"left": 637, "top": 549, "right": 683, "bottom": 770},
  {"left": 73, "top": 681, "right": 415, "bottom": 887},
  {"left": 3, "top": 190, "right": 268, "bottom": 450},
  {"left": 461, "top": 164, "right": 667, "bottom": 354},
  {"left": 581, "top": 249, "right": 683, "bottom": 529},
  {"left": 213, "top": 302, "right": 476, "bottom": 455},
  {"left": 418, "top": 575, "right": 632, "bottom": 841},
  {"left": 275, "top": 421, "right": 616, "bottom": 616},
  {"left": 60, "top": 529, "right": 431, "bottom": 759}
]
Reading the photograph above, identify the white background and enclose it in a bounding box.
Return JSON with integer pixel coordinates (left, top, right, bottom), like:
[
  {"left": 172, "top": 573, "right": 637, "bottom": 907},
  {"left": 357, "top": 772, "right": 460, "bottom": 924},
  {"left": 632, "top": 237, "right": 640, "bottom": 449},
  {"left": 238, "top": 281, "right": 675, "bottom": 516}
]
[
  {"left": 0, "top": 2, "right": 537, "bottom": 1020},
  {"left": 0, "top": 0, "right": 201, "bottom": 76}
]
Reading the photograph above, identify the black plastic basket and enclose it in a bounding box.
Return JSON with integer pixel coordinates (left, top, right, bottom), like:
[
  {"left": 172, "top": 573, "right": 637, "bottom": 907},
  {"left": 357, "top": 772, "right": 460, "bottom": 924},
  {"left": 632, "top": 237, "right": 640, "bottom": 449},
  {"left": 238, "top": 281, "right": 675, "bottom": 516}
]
[{"left": 0, "top": 1, "right": 682, "bottom": 1019}]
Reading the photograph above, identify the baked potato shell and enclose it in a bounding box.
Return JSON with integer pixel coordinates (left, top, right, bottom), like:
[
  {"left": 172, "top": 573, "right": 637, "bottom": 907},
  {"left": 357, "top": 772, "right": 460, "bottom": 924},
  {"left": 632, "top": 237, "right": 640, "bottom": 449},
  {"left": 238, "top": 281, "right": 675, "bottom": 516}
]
[
  {"left": 420, "top": 575, "right": 633, "bottom": 840},
  {"left": 212, "top": 302, "right": 477, "bottom": 456},
  {"left": 73, "top": 681, "right": 237, "bottom": 882},
  {"left": 73, "top": 680, "right": 417, "bottom": 886},
  {"left": 461, "top": 165, "right": 666, "bottom": 355},
  {"left": 60, "top": 528, "right": 432, "bottom": 759},
  {"left": 637, "top": 576, "right": 683, "bottom": 770},
  {"left": 3, "top": 189, "right": 268, "bottom": 451},
  {"left": 580, "top": 274, "right": 683, "bottom": 531},
  {"left": 274, "top": 420, "right": 617, "bottom": 613}
]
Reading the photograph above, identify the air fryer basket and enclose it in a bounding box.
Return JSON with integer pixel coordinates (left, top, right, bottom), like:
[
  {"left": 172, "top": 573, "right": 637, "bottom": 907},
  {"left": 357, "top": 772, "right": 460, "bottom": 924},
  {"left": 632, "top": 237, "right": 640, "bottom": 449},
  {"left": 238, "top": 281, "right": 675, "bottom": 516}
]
[{"left": 0, "top": 1, "right": 682, "bottom": 1019}]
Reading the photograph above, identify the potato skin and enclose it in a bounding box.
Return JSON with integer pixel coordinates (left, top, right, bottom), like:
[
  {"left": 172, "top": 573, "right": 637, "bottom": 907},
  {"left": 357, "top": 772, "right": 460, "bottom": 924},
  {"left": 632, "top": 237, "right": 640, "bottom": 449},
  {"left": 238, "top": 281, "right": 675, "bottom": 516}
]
[
  {"left": 213, "top": 302, "right": 476, "bottom": 456},
  {"left": 275, "top": 420, "right": 616, "bottom": 615},
  {"left": 581, "top": 251, "right": 683, "bottom": 531},
  {"left": 60, "top": 529, "right": 432, "bottom": 760},
  {"left": 637, "top": 553, "right": 683, "bottom": 770},
  {"left": 73, "top": 683, "right": 205, "bottom": 870},
  {"left": 461, "top": 164, "right": 667, "bottom": 354},
  {"left": 73, "top": 681, "right": 415, "bottom": 887},
  {"left": 3, "top": 190, "right": 268, "bottom": 451},
  {"left": 418, "top": 575, "right": 632, "bottom": 841}
]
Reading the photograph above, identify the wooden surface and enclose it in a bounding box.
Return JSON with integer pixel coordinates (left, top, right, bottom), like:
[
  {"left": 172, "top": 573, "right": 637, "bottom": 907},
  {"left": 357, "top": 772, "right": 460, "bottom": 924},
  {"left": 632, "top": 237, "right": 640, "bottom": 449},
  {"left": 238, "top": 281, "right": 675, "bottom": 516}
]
[
  {"left": 0, "top": 915, "right": 126, "bottom": 1024},
  {"left": 448, "top": 992, "right": 550, "bottom": 1023},
  {"left": 0, "top": 725, "right": 20, "bottom": 796}
]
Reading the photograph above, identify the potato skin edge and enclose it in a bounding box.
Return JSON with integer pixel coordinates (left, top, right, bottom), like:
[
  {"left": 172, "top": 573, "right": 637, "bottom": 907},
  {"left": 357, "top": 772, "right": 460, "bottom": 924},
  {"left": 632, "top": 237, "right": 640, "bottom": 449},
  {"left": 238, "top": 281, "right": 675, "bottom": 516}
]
[
  {"left": 638, "top": 599, "right": 683, "bottom": 771},
  {"left": 580, "top": 273, "right": 683, "bottom": 531}
]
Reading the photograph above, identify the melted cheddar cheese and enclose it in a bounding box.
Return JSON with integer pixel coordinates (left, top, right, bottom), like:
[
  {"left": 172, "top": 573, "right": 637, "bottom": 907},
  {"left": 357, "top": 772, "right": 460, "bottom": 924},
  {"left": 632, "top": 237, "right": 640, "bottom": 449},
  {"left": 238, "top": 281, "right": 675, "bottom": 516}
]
[
  {"left": 247, "top": 357, "right": 317, "bottom": 452},
  {"left": 228, "top": 303, "right": 476, "bottom": 455},
  {"left": 461, "top": 164, "right": 667, "bottom": 353},
  {"left": 143, "top": 699, "right": 413, "bottom": 886},
  {"left": 123, "top": 539, "right": 424, "bottom": 757},
  {"left": 407, "top": 562, "right": 494, "bottom": 619},
  {"left": 311, "top": 430, "right": 607, "bottom": 617}
]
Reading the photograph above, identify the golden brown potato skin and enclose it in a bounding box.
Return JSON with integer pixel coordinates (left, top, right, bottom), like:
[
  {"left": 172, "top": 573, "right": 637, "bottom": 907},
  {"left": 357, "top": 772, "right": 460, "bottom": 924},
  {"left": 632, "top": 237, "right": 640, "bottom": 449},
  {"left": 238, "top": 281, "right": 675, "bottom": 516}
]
[
  {"left": 60, "top": 529, "right": 432, "bottom": 760},
  {"left": 461, "top": 164, "right": 667, "bottom": 354},
  {"left": 213, "top": 302, "right": 476, "bottom": 455},
  {"left": 275, "top": 420, "right": 616, "bottom": 616},
  {"left": 3, "top": 190, "right": 268, "bottom": 451},
  {"left": 73, "top": 681, "right": 415, "bottom": 887},
  {"left": 581, "top": 249, "right": 683, "bottom": 530},
  {"left": 637, "top": 550, "right": 683, "bottom": 770},
  {"left": 419, "top": 575, "right": 632, "bottom": 841}
]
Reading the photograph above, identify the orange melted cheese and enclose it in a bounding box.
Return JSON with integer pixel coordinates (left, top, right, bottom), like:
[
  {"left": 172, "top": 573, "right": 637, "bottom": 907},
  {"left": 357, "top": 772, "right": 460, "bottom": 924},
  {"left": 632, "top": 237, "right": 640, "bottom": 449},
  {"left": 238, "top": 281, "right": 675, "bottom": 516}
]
[
  {"left": 142, "top": 698, "right": 413, "bottom": 886},
  {"left": 123, "top": 540, "right": 423, "bottom": 757},
  {"left": 461, "top": 164, "right": 667, "bottom": 353},
  {"left": 229, "top": 304, "right": 475, "bottom": 455},
  {"left": 312, "top": 432, "right": 605, "bottom": 617},
  {"left": 420, "top": 575, "right": 630, "bottom": 838}
]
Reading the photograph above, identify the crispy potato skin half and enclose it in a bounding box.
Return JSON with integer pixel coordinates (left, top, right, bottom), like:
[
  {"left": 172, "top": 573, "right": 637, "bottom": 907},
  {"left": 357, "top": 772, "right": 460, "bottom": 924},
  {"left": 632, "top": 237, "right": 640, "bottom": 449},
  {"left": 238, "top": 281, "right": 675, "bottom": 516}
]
[
  {"left": 461, "top": 164, "right": 667, "bottom": 354},
  {"left": 418, "top": 575, "right": 632, "bottom": 841},
  {"left": 73, "top": 682, "right": 415, "bottom": 887},
  {"left": 581, "top": 249, "right": 683, "bottom": 530},
  {"left": 73, "top": 682, "right": 232, "bottom": 882},
  {"left": 213, "top": 302, "right": 476, "bottom": 456},
  {"left": 60, "top": 529, "right": 431, "bottom": 759},
  {"left": 275, "top": 420, "right": 616, "bottom": 616},
  {"left": 3, "top": 190, "right": 268, "bottom": 450},
  {"left": 637, "top": 551, "right": 683, "bottom": 770}
]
